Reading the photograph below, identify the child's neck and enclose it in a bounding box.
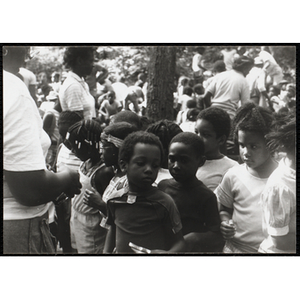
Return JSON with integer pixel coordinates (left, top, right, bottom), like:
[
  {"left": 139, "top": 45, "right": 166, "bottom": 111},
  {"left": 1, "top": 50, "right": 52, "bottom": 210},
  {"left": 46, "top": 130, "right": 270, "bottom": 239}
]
[
  {"left": 247, "top": 157, "right": 278, "bottom": 178},
  {"left": 176, "top": 175, "right": 198, "bottom": 186},
  {"left": 205, "top": 150, "right": 224, "bottom": 160}
]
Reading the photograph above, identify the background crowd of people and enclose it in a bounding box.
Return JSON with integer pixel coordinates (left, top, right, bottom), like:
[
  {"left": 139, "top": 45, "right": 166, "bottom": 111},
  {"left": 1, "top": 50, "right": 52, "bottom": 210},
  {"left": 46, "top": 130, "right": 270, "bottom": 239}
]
[{"left": 3, "top": 45, "right": 296, "bottom": 255}]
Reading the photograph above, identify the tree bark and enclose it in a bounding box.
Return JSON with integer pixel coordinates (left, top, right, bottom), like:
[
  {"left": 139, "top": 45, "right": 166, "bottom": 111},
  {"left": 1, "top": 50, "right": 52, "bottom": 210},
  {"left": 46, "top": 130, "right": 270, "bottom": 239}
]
[{"left": 146, "top": 46, "right": 176, "bottom": 121}]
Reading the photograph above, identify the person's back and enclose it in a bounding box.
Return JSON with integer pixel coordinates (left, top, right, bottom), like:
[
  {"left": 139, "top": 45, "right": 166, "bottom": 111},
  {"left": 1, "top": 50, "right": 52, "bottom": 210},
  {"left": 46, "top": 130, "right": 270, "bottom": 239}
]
[{"left": 207, "top": 69, "right": 249, "bottom": 117}]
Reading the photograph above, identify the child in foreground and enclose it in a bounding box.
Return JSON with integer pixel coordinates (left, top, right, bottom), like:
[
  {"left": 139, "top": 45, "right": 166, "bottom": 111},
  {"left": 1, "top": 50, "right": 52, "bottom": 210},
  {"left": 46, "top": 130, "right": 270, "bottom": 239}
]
[
  {"left": 195, "top": 107, "right": 238, "bottom": 191},
  {"left": 158, "top": 132, "right": 223, "bottom": 252},
  {"left": 259, "top": 110, "right": 296, "bottom": 253},
  {"left": 215, "top": 102, "right": 278, "bottom": 253},
  {"left": 103, "top": 131, "right": 185, "bottom": 254}
]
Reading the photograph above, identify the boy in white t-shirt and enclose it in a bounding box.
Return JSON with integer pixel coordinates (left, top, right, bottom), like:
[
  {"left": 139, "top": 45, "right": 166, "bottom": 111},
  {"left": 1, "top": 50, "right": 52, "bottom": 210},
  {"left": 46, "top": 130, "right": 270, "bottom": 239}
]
[{"left": 195, "top": 107, "right": 238, "bottom": 191}]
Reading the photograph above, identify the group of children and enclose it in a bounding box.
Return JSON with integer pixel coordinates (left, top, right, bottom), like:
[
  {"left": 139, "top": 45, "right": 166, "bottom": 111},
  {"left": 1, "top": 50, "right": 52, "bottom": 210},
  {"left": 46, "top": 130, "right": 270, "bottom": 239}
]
[{"left": 50, "top": 100, "right": 295, "bottom": 254}]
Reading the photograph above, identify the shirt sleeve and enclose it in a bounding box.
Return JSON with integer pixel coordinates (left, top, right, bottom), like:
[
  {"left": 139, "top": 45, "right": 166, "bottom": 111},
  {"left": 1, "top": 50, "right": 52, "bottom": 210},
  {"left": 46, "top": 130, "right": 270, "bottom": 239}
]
[
  {"left": 206, "top": 77, "right": 216, "bottom": 96},
  {"left": 64, "top": 83, "right": 85, "bottom": 111},
  {"left": 261, "top": 185, "right": 296, "bottom": 236},
  {"left": 4, "top": 94, "right": 46, "bottom": 171},
  {"left": 257, "top": 70, "right": 267, "bottom": 92},
  {"left": 214, "top": 171, "right": 234, "bottom": 209}
]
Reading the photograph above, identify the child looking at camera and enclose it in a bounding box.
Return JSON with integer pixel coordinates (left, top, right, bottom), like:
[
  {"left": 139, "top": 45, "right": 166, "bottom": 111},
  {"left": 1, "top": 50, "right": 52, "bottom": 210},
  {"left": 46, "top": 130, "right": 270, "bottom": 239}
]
[
  {"left": 195, "top": 107, "right": 238, "bottom": 191},
  {"left": 215, "top": 102, "right": 278, "bottom": 253},
  {"left": 104, "top": 131, "right": 185, "bottom": 254},
  {"left": 158, "top": 132, "right": 223, "bottom": 252}
]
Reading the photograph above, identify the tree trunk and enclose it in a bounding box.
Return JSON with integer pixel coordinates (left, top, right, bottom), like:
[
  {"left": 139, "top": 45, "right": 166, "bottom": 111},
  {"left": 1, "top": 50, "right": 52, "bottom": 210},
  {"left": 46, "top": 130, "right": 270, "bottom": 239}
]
[{"left": 146, "top": 46, "right": 176, "bottom": 121}]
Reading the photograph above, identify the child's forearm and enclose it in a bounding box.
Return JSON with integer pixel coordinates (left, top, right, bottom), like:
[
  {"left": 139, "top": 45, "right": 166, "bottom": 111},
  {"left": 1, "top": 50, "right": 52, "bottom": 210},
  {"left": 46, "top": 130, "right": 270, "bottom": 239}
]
[
  {"left": 103, "top": 225, "right": 116, "bottom": 254},
  {"left": 184, "top": 231, "right": 224, "bottom": 252},
  {"left": 219, "top": 210, "right": 232, "bottom": 222},
  {"left": 168, "top": 232, "right": 186, "bottom": 253}
]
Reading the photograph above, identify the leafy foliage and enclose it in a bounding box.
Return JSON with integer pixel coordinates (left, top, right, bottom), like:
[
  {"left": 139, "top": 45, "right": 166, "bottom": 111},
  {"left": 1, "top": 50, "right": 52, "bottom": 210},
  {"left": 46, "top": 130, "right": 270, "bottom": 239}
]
[{"left": 26, "top": 45, "right": 296, "bottom": 83}]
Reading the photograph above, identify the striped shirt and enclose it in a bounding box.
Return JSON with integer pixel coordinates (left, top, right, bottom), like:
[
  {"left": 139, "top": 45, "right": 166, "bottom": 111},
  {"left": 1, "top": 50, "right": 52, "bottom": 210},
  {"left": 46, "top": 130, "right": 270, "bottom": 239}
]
[{"left": 59, "top": 71, "right": 96, "bottom": 120}]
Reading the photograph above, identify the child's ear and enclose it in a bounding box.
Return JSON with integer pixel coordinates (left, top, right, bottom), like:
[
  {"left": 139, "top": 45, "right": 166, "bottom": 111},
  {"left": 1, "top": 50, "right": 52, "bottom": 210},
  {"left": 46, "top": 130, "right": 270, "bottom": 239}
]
[
  {"left": 198, "top": 155, "right": 206, "bottom": 168},
  {"left": 119, "top": 160, "right": 127, "bottom": 173},
  {"left": 217, "top": 134, "right": 227, "bottom": 146}
]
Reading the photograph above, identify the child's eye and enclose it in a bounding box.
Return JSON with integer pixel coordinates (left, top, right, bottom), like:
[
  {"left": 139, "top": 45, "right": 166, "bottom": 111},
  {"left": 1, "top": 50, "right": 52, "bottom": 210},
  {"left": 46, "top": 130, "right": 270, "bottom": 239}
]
[
  {"left": 251, "top": 145, "right": 257, "bottom": 150},
  {"left": 181, "top": 158, "right": 188, "bottom": 163},
  {"left": 136, "top": 161, "right": 145, "bottom": 166},
  {"left": 169, "top": 157, "right": 175, "bottom": 163}
]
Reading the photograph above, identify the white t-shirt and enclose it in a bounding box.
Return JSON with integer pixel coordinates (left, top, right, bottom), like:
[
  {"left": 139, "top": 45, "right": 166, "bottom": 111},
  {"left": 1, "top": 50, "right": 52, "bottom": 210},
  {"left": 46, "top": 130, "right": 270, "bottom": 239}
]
[
  {"left": 259, "top": 158, "right": 296, "bottom": 253},
  {"left": 19, "top": 67, "right": 37, "bottom": 88},
  {"left": 56, "top": 144, "right": 82, "bottom": 173},
  {"left": 215, "top": 163, "right": 269, "bottom": 252},
  {"left": 196, "top": 156, "right": 238, "bottom": 191},
  {"left": 177, "top": 94, "right": 193, "bottom": 111},
  {"left": 3, "top": 70, "right": 51, "bottom": 220},
  {"left": 207, "top": 69, "right": 250, "bottom": 120},
  {"left": 59, "top": 71, "right": 96, "bottom": 120}
]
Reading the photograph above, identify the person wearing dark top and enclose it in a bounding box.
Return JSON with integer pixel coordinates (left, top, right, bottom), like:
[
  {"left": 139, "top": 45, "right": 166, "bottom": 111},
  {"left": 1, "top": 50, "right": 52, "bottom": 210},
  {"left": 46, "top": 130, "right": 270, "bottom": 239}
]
[
  {"left": 158, "top": 132, "right": 223, "bottom": 252},
  {"left": 104, "top": 131, "right": 185, "bottom": 254}
]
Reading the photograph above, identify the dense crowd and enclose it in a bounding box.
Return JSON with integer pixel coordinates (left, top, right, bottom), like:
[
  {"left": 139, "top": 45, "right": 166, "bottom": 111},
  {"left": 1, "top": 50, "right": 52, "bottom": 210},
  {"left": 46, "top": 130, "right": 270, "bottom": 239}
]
[{"left": 3, "top": 46, "right": 296, "bottom": 254}]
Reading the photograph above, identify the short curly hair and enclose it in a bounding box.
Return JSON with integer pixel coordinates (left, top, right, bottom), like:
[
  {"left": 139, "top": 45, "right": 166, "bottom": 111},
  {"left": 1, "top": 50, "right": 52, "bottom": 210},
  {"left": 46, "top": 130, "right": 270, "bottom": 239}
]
[
  {"left": 232, "top": 102, "right": 274, "bottom": 143},
  {"left": 266, "top": 109, "right": 296, "bottom": 156},
  {"left": 63, "top": 46, "right": 95, "bottom": 70},
  {"left": 170, "top": 132, "right": 205, "bottom": 158},
  {"left": 197, "top": 107, "right": 231, "bottom": 139},
  {"left": 119, "top": 131, "right": 164, "bottom": 165}
]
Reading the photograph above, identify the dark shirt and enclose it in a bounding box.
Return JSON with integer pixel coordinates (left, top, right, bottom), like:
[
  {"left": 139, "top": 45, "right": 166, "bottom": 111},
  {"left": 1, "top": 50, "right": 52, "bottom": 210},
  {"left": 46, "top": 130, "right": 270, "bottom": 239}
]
[
  {"left": 158, "top": 178, "right": 220, "bottom": 235},
  {"left": 107, "top": 187, "right": 182, "bottom": 253}
]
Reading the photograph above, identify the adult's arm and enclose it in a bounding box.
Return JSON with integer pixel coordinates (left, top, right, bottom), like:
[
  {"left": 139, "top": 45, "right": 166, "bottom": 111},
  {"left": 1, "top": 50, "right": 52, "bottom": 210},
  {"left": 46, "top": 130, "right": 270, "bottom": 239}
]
[
  {"left": 43, "top": 113, "right": 55, "bottom": 137},
  {"left": 4, "top": 169, "right": 81, "bottom": 207},
  {"left": 202, "top": 91, "right": 212, "bottom": 108},
  {"left": 29, "top": 84, "right": 37, "bottom": 103}
]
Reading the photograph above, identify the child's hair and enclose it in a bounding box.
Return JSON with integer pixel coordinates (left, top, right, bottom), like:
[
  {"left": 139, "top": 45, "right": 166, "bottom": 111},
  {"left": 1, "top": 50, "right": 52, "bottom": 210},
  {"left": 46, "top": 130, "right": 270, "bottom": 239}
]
[
  {"left": 186, "top": 99, "right": 197, "bottom": 109},
  {"left": 146, "top": 120, "right": 182, "bottom": 152},
  {"left": 66, "top": 118, "right": 102, "bottom": 152},
  {"left": 265, "top": 110, "right": 296, "bottom": 156},
  {"left": 58, "top": 110, "right": 83, "bottom": 139},
  {"left": 213, "top": 60, "right": 226, "bottom": 73},
  {"left": 197, "top": 107, "right": 231, "bottom": 140},
  {"left": 170, "top": 132, "right": 205, "bottom": 158},
  {"left": 232, "top": 102, "right": 274, "bottom": 143},
  {"left": 187, "top": 108, "right": 201, "bottom": 122},
  {"left": 119, "top": 131, "right": 164, "bottom": 165},
  {"left": 103, "top": 122, "right": 138, "bottom": 142},
  {"left": 183, "top": 86, "right": 194, "bottom": 96},
  {"left": 109, "top": 110, "right": 142, "bottom": 130},
  {"left": 193, "top": 84, "right": 204, "bottom": 95}
]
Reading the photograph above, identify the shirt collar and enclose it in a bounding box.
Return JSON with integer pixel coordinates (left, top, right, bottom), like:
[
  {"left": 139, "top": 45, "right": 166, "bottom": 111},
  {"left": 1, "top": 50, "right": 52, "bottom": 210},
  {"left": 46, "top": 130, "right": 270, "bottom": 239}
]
[{"left": 68, "top": 71, "right": 84, "bottom": 82}]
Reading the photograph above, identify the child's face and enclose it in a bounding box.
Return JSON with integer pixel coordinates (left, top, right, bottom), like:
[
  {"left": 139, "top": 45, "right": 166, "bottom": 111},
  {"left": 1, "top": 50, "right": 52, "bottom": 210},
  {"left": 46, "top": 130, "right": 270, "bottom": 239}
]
[
  {"left": 168, "top": 142, "right": 203, "bottom": 183},
  {"left": 124, "top": 143, "right": 161, "bottom": 193},
  {"left": 71, "top": 141, "right": 90, "bottom": 162},
  {"left": 238, "top": 130, "right": 271, "bottom": 170},
  {"left": 195, "top": 118, "right": 222, "bottom": 159},
  {"left": 101, "top": 140, "right": 119, "bottom": 167}
]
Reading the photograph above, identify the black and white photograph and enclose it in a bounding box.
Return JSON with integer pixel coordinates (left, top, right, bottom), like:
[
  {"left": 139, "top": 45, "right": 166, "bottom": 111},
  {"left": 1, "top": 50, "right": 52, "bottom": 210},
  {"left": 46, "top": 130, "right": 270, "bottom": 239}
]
[
  {"left": 3, "top": 44, "right": 297, "bottom": 256},
  {"left": 1, "top": 3, "right": 299, "bottom": 298}
]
